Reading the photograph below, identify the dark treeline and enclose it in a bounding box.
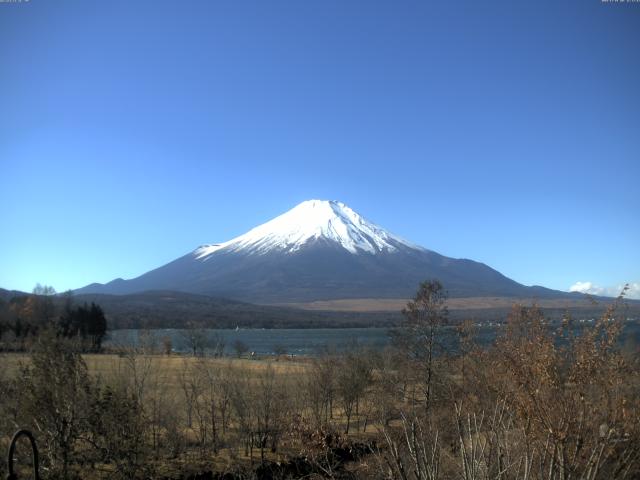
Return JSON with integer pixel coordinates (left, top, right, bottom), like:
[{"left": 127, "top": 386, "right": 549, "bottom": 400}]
[
  {"left": 0, "top": 284, "right": 107, "bottom": 352},
  {"left": 74, "top": 291, "right": 400, "bottom": 329},
  {"left": 49, "top": 291, "right": 640, "bottom": 330}
]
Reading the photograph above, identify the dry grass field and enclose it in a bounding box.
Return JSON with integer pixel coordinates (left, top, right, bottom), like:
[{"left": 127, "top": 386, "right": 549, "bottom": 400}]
[
  {"left": 1, "top": 352, "right": 312, "bottom": 402},
  {"left": 274, "top": 296, "right": 622, "bottom": 312},
  {"left": 1, "top": 350, "right": 371, "bottom": 478}
]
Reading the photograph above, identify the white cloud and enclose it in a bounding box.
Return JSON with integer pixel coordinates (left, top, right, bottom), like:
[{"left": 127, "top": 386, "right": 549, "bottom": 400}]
[
  {"left": 626, "top": 283, "right": 640, "bottom": 300},
  {"left": 569, "top": 281, "right": 640, "bottom": 300},
  {"left": 569, "top": 281, "right": 595, "bottom": 294}
]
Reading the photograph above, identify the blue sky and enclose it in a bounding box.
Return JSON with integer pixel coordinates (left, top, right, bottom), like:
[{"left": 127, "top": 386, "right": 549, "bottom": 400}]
[{"left": 1, "top": 0, "right": 639, "bottom": 297}]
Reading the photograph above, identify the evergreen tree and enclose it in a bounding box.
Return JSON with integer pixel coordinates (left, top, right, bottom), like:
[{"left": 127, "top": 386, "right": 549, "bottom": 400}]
[{"left": 88, "top": 302, "right": 107, "bottom": 351}]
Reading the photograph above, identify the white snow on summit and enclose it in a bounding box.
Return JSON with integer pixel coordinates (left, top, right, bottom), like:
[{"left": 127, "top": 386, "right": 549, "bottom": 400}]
[{"left": 194, "top": 200, "right": 421, "bottom": 259}]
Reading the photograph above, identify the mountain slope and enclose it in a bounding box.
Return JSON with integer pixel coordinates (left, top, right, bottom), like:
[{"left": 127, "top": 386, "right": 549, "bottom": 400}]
[{"left": 75, "top": 200, "right": 573, "bottom": 302}]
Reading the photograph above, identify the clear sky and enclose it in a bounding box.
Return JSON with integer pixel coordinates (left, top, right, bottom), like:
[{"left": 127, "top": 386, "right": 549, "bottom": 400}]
[{"left": 1, "top": 0, "right": 638, "bottom": 298}]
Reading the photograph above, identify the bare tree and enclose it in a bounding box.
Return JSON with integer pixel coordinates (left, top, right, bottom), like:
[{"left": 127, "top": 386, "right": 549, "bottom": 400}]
[
  {"left": 336, "top": 350, "right": 373, "bottom": 434},
  {"left": 253, "top": 365, "right": 289, "bottom": 462},
  {"left": 393, "top": 279, "right": 448, "bottom": 415},
  {"left": 161, "top": 335, "right": 172, "bottom": 356},
  {"left": 31, "top": 284, "right": 57, "bottom": 325},
  {"left": 228, "top": 365, "right": 255, "bottom": 459},
  {"left": 307, "top": 353, "right": 337, "bottom": 427},
  {"left": 178, "top": 359, "right": 199, "bottom": 429},
  {"left": 273, "top": 344, "right": 287, "bottom": 360},
  {"left": 210, "top": 332, "right": 226, "bottom": 357},
  {"left": 180, "top": 322, "right": 208, "bottom": 356},
  {"left": 233, "top": 339, "right": 249, "bottom": 358},
  {"left": 17, "top": 332, "right": 93, "bottom": 478}
]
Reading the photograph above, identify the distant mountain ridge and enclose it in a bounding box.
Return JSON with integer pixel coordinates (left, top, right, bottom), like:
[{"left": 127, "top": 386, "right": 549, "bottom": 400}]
[
  {"left": 2, "top": 287, "right": 638, "bottom": 331},
  {"left": 75, "top": 199, "right": 579, "bottom": 303}
]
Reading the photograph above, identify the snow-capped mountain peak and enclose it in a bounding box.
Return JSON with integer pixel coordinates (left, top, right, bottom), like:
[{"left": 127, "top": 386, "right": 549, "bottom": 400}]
[{"left": 194, "top": 199, "right": 420, "bottom": 259}]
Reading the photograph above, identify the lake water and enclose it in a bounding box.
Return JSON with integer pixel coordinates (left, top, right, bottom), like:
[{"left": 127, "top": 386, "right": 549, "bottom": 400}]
[
  {"left": 105, "top": 320, "right": 640, "bottom": 357},
  {"left": 106, "top": 328, "right": 394, "bottom": 356}
]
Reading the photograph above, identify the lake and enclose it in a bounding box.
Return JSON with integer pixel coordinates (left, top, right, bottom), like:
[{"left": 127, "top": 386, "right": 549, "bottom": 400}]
[
  {"left": 105, "top": 327, "right": 395, "bottom": 356},
  {"left": 103, "top": 319, "right": 640, "bottom": 357}
]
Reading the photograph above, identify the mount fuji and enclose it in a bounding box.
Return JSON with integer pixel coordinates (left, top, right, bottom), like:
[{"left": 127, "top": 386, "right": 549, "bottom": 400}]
[{"left": 76, "top": 200, "right": 567, "bottom": 303}]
